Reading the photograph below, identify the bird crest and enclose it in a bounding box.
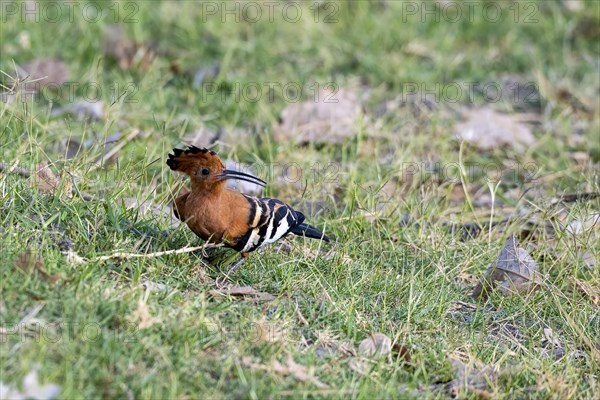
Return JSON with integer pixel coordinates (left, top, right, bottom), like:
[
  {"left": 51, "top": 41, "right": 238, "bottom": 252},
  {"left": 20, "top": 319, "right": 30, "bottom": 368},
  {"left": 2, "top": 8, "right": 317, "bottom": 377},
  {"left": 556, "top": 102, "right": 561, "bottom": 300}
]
[{"left": 167, "top": 146, "right": 224, "bottom": 176}]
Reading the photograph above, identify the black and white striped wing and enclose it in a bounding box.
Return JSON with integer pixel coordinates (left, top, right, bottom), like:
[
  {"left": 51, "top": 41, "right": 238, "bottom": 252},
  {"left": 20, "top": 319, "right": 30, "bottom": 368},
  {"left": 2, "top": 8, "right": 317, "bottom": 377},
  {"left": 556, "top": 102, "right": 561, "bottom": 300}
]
[{"left": 234, "top": 196, "right": 304, "bottom": 253}]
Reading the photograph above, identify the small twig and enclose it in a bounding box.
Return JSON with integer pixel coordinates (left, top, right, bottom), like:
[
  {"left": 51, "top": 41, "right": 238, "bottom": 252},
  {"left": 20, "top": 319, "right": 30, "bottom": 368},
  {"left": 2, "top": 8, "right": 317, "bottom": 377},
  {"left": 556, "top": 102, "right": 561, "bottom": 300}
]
[{"left": 94, "top": 243, "right": 223, "bottom": 261}]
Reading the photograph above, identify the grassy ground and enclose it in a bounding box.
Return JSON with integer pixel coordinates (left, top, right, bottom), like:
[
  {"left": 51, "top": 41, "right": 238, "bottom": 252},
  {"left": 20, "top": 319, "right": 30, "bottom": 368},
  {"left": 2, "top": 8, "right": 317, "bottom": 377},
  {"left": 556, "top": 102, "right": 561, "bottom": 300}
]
[{"left": 1, "top": 1, "right": 599, "bottom": 398}]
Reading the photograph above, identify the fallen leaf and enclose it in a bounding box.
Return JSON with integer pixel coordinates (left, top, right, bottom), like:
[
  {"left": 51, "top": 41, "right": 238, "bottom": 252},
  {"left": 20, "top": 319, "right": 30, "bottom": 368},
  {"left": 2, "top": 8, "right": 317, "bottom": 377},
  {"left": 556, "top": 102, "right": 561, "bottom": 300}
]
[
  {"left": 358, "top": 333, "right": 392, "bottom": 357},
  {"left": 402, "top": 40, "right": 437, "bottom": 61},
  {"left": 348, "top": 358, "right": 370, "bottom": 375},
  {"left": 63, "top": 249, "right": 87, "bottom": 265},
  {"left": 565, "top": 213, "right": 600, "bottom": 235},
  {"left": 18, "top": 58, "right": 70, "bottom": 89},
  {"left": 472, "top": 235, "right": 542, "bottom": 300},
  {"left": 252, "top": 317, "right": 287, "bottom": 343},
  {"left": 129, "top": 299, "right": 161, "bottom": 329},
  {"left": 447, "top": 355, "right": 498, "bottom": 399},
  {"left": 0, "top": 367, "right": 61, "bottom": 400},
  {"left": 32, "top": 162, "right": 59, "bottom": 194},
  {"left": 240, "top": 356, "right": 264, "bottom": 371},
  {"left": 241, "top": 354, "right": 328, "bottom": 388},
  {"left": 392, "top": 342, "right": 412, "bottom": 363},
  {"left": 15, "top": 249, "right": 61, "bottom": 283},
  {"left": 272, "top": 354, "right": 329, "bottom": 389},
  {"left": 210, "top": 284, "right": 276, "bottom": 301},
  {"left": 102, "top": 24, "right": 157, "bottom": 71},
  {"left": 276, "top": 87, "right": 362, "bottom": 145},
  {"left": 543, "top": 327, "right": 562, "bottom": 347},
  {"left": 30, "top": 162, "right": 72, "bottom": 197},
  {"left": 314, "top": 329, "right": 356, "bottom": 358},
  {"left": 140, "top": 280, "right": 169, "bottom": 292},
  {"left": 538, "top": 74, "right": 594, "bottom": 116},
  {"left": 573, "top": 278, "right": 598, "bottom": 305},
  {"left": 455, "top": 107, "right": 535, "bottom": 151}
]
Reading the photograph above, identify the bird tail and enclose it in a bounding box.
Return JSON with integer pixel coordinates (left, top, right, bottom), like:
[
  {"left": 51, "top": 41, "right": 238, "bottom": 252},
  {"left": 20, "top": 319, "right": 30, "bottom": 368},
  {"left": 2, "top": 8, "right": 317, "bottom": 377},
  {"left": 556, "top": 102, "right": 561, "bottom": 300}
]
[{"left": 290, "top": 223, "right": 330, "bottom": 242}]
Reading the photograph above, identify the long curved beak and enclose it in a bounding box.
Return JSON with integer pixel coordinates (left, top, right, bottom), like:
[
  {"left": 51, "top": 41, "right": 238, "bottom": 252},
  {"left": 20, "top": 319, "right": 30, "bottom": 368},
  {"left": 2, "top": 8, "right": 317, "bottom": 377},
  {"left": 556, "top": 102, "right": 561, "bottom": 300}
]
[{"left": 219, "top": 169, "right": 266, "bottom": 187}]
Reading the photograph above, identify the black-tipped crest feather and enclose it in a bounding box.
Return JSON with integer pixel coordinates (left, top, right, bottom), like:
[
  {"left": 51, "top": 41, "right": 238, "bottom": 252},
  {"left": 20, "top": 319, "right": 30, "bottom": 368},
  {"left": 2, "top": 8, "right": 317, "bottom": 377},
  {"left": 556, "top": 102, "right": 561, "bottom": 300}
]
[{"left": 166, "top": 146, "right": 219, "bottom": 172}]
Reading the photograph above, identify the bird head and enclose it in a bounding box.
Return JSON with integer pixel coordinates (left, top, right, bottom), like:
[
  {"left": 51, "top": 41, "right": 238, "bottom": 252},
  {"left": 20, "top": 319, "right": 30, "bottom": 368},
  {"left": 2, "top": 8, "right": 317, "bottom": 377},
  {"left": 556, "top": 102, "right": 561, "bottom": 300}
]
[{"left": 167, "top": 146, "right": 266, "bottom": 190}]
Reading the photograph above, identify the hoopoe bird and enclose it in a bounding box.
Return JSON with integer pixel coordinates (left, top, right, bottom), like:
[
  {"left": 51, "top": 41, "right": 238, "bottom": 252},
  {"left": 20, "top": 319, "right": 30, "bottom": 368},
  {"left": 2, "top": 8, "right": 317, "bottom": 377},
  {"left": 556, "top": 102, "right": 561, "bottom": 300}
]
[{"left": 167, "top": 146, "right": 330, "bottom": 272}]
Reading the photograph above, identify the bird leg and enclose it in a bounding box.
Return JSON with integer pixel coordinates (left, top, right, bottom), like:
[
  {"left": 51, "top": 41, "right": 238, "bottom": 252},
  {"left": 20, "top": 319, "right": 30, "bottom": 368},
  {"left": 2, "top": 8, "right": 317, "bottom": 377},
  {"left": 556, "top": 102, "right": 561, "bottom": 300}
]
[
  {"left": 216, "top": 253, "right": 251, "bottom": 286},
  {"left": 226, "top": 252, "right": 249, "bottom": 275}
]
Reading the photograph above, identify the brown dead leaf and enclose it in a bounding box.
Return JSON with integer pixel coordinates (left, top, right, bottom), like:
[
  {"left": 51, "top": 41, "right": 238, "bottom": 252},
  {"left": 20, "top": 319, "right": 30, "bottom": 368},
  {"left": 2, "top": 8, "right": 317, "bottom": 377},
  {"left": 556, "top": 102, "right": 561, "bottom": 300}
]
[
  {"left": 33, "top": 162, "right": 59, "bottom": 193},
  {"left": 64, "top": 249, "right": 87, "bottom": 265},
  {"left": 240, "top": 356, "right": 264, "bottom": 371},
  {"left": 210, "top": 284, "right": 276, "bottom": 301},
  {"left": 392, "top": 342, "right": 412, "bottom": 363},
  {"left": 573, "top": 279, "right": 599, "bottom": 305},
  {"left": 448, "top": 354, "right": 498, "bottom": 399},
  {"left": 15, "top": 249, "right": 61, "bottom": 283},
  {"left": 140, "top": 280, "right": 169, "bottom": 293},
  {"left": 102, "top": 25, "right": 157, "bottom": 71},
  {"left": 455, "top": 107, "right": 535, "bottom": 151},
  {"left": 555, "top": 87, "right": 594, "bottom": 115},
  {"left": 358, "top": 333, "right": 392, "bottom": 358},
  {"left": 276, "top": 87, "right": 362, "bottom": 145},
  {"left": 241, "top": 354, "right": 328, "bottom": 388},
  {"left": 273, "top": 354, "right": 329, "bottom": 389},
  {"left": 252, "top": 316, "right": 288, "bottom": 343},
  {"left": 402, "top": 40, "right": 437, "bottom": 62},
  {"left": 348, "top": 358, "right": 371, "bottom": 375},
  {"left": 472, "top": 235, "right": 542, "bottom": 300},
  {"left": 129, "top": 299, "right": 161, "bottom": 329},
  {"left": 18, "top": 58, "right": 70, "bottom": 89},
  {"left": 537, "top": 73, "right": 595, "bottom": 117},
  {"left": 31, "top": 162, "right": 72, "bottom": 196},
  {"left": 314, "top": 329, "right": 356, "bottom": 358}
]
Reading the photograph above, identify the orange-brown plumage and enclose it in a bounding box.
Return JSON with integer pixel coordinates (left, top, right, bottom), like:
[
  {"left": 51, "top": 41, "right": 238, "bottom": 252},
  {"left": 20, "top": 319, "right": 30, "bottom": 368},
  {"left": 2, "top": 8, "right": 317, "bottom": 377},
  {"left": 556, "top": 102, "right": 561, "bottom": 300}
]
[{"left": 167, "top": 145, "right": 329, "bottom": 271}]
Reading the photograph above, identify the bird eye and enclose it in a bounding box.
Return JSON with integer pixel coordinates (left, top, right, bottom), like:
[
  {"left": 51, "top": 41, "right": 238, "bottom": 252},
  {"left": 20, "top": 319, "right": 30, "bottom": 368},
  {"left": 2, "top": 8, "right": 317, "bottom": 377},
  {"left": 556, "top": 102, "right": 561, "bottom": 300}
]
[{"left": 201, "top": 168, "right": 210, "bottom": 176}]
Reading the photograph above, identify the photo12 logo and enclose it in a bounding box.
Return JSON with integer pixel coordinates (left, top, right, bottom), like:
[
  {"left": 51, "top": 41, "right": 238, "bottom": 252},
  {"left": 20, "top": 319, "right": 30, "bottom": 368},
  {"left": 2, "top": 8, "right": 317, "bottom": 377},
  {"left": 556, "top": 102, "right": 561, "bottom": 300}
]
[
  {"left": 400, "top": 1, "right": 539, "bottom": 23},
  {"left": 199, "top": 81, "right": 339, "bottom": 104},
  {"left": 1, "top": 1, "right": 139, "bottom": 23},
  {"left": 199, "top": 1, "right": 339, "bottom": 23}
]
